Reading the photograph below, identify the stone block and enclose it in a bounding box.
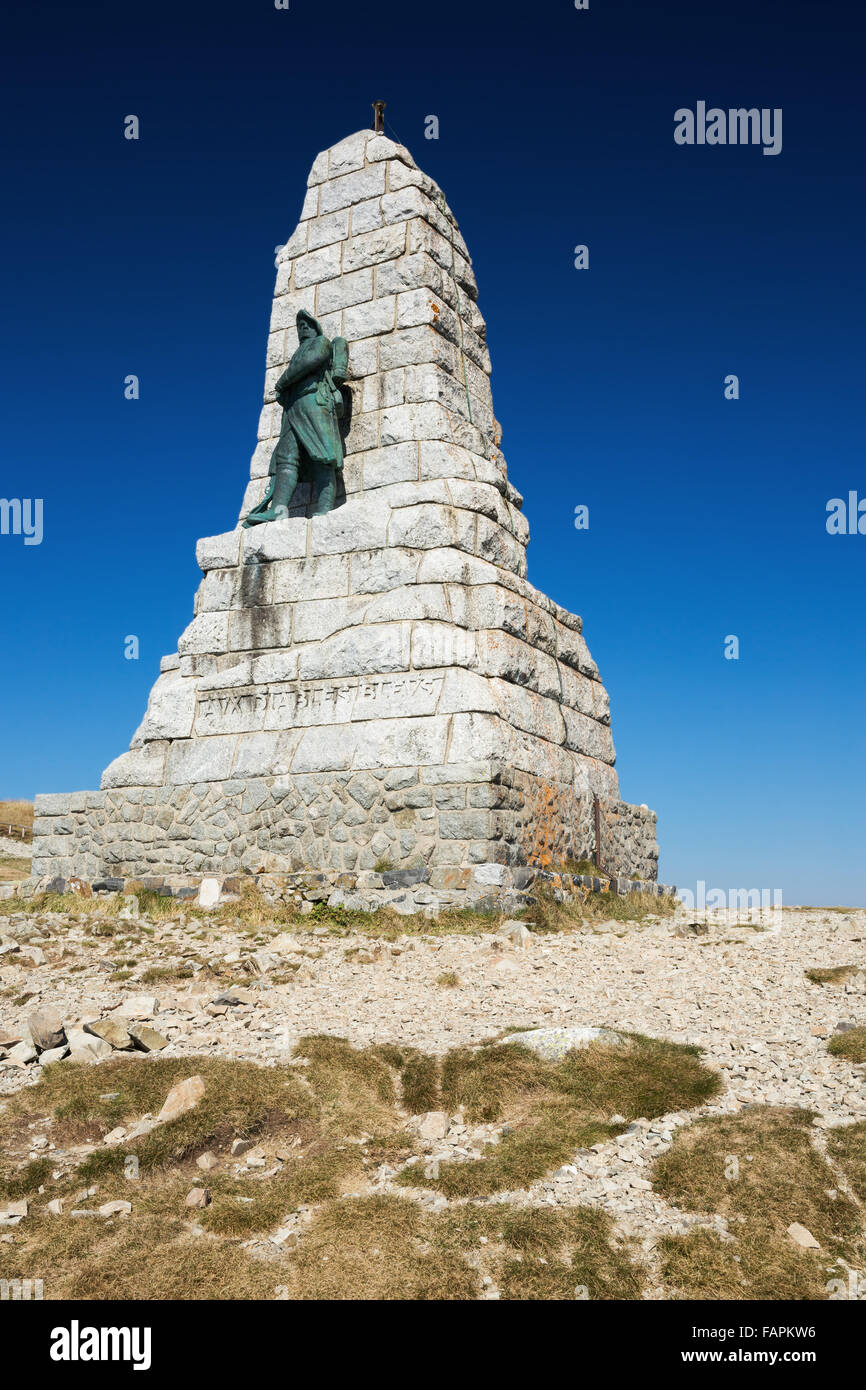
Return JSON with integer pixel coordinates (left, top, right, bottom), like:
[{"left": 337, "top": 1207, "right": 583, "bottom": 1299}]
[
  {"left": 342, "top": 224, "right": 408, "bottom": 273},
  {"left": 34, "top": 793, "right": 76, "bottom": 815},
  {"left": 320, "top": 164, "right": 386, "bottom": 215},
  {"left": 297, "top": 623, "right": 411, "bottom": 681},
  {"left": 342, "top": 295, "right": 397, "bottom": 341},
  {"left": 131, "top": 670, "right": 197, "bottom": 744},
  {"left": 366, "top": 134, "right": 413, "bottom": 165},
  {"left": 293, "top": 243, "right": 342, "bottom": 289},
  {"left": 379, "top": 326, "right": 457, "bottom": 372},
  {"left": 351, "top": 716, "right": 450, "bottom": 771},
  {"left": 439, "top": 809, "right": 492, "bottom": 841},
  {"left": 350, "top": 198, "right": 386, "bottom": 234},
  {"left": 350, "top": 546, "right": 419, "bottom": 594},
  {"left": 196, "top": 530, "right": 241, "bottom": 572},
  {"left": 361, "top": 372, "right": 406, "bottom": 416},
  {"left": 380, "top": 402, "right": 450, "bottom": 445},
  {"left": 299, "top": 186, "right": 319, "bottom": 220},
  {"left": 271, "top": 554, "right": 349, "bottom": 604},
  {"left": 101, "top": 743, "right": 168, "bottom": 790},
  {"left": 308, "top": 497, "right": 389, "bottom": 554},
  {"left": 327, "top": 130, "right": 370, "bottom": 177},
  {"left": 269, "top": 287, "right": 316, "bottom": 332},
  {"left": 167, "top": 737, "right": 237, "bottom": 785},
  {"left": 177, "top": 612, "right": 229, "bottom": 656},
  {"left": 240, "top": 519, "right": 307, "bottom": 563},
  {"left": 307, "top": 207, "right": 350, "bottom": 251},
  {"left": 317, "top": 268, "right": 373, "bottom": 315},
  {"left": 375, "top": 251, "right": 445, "bottom": 297},
  {"left": 228, "top": 603, "right": 293, "bottom": 652}
]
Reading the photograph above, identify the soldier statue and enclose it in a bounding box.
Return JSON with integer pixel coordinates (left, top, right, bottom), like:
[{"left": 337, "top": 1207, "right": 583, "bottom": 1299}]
[{"left": 243, "top": 309, "right": 348, "bottom": 525}]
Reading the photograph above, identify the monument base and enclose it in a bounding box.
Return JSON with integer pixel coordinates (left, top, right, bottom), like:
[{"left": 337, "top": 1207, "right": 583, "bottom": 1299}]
[{"left": 31, "top": 767, "right": 659, "bottom": 886}]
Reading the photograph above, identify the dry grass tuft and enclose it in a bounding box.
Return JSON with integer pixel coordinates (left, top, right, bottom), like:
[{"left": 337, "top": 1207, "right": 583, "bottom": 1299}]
[
  {"left": 293, "top": 1034, "right": 400, "bottom": 1141},
  {"left": 493, "top": 1205, "right": 644, "bottom": 1300},
  {"left": 400, "top": 1033, "right": 719, "bottom": 1198},
  {"left": 826, "top": 1121, "right": 866, "bottom": 1203},
  {"left": 0, "top": 857, "right": 30, "bottom": 883},
  {"left": 287, "top": 1194, "right": 480, "bottom": 1300},
  {"left": 827, "top": 1028, "right": 866, "bottom": 1063},
  {"left": 658, "top": 1227, "right": 832, "bottom": 1301},
  {"left": 525, "top": 883, "right": 676, "bottom": 933},
  {"left": 805, "top": 965, "right": 862, "bottom": 986},
  {"left": 0, "top": 1055, "right": 314, "bottom": 1178},
  {"left": 0, "top": 1205, "right": 284, "bottom": 1300},
  {"left": 435, "top": 970, "right": 460, "bottom": 988},
  {"left": 652, "top": 1107, "right": 866, "bottom": 1299}
]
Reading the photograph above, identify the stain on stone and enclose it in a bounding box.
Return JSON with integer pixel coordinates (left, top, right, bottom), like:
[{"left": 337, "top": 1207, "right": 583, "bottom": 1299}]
[{"left": 240, "top": 558, "right": 267, "bottom": 610}]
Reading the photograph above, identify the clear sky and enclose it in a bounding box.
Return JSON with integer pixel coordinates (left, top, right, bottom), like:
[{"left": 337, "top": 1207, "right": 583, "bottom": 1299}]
[{"left": 1, "top": 0, "right": 864, "bottom": 905}]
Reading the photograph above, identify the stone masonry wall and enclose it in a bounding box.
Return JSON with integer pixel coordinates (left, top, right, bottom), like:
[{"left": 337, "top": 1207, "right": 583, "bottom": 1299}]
[{"left": 31, "top": 774, "right": 657, "bottom": 886}]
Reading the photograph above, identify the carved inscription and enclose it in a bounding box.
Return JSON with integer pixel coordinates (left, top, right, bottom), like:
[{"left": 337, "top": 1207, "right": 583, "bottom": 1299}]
[{"left": 195, "top": 673, "right": 444, "bottom": 735}]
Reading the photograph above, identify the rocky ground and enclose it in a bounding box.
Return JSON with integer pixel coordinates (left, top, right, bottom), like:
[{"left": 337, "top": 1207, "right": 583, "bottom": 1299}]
[
  {"left": 0, "top": 838, "right": 32, "bottom": 860},
  {"left": 1, "top": 888, "right": 864, "bottom": 1299}
]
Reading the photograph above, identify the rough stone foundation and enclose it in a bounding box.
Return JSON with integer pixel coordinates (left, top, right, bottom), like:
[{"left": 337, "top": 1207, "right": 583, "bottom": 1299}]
[{"left": 32, "top": 771, "right": 659, "bottom": 886}]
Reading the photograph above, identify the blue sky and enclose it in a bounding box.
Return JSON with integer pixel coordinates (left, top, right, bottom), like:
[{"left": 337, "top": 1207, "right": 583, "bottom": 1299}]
[{"left": 1, "top": 0, "right": 864, "bottom": 904}]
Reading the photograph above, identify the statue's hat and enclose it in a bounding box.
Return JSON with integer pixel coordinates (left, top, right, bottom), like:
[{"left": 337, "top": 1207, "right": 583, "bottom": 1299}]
[{"left": 296, "top": 308, "right": 323, "bottom": 335}]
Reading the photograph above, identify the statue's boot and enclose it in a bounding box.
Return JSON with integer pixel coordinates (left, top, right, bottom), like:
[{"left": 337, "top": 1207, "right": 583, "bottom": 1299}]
[
  {"left": 309, "top": 462, "right": 337, "bottom": 516},
  {"left": 248, "top": 502, "right": 289, "bottom": 523},
  {"left": 242, "top": 462, "right": 297, "bottom": 526}
]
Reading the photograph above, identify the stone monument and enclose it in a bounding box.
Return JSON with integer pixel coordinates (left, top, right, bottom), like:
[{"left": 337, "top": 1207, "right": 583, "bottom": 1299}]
[{"left": 31, "top": 126, "right": 663, "bottom": 910}]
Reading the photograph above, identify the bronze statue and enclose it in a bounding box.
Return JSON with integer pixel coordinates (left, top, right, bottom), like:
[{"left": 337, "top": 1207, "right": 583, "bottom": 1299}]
[{"left": 243, "top": 309, "right": 348, "bottom": 525}]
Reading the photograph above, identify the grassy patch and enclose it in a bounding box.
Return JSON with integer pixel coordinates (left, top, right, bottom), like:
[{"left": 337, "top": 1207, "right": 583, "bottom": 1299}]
[
  {"left": 139, "top": 965, "right": 195, "bottom": 984},
  {"left": 0, "top": 1056, "right": 314, "bottom": 1177},
  {"left": 435, "top": 971, "right": 460, "bottom": 988},
  {"left": 201, "top": 1147, "right": 362, "bottom": 1236},
  {"left": 400, "top": 1034, "right": 719, "bottom": 1198},
  {"left": 2, "top": 1034, "right": 779, "bottom": 1300},
  {"left": 371, "top": 1045, "right": 441, "bottom": 1114},
  {"left": 827, "top": 1028, "right": 866, "bottom": 1063},
  {"left": 826, "top": 1122, "right": 866, "bottom": 1203},
  {"left": 304, "top": 900, "right": 501, "bottom": 938},
  {"left": 492, "top": 1206, "right": 644, "bottom": 1300},
  {"left": 0, "top": 1157, "right": 53, "bottom": 1199},
  {"left": 293, "top": 1035, "right": 400, "bottom": 1142},
  {"left": 658, "top": 1227, "right": 832, "bottom": 1301},
  {"left": 652, "top": 1107, "right": 865, "bottom": 1298},
  {"left": 286, "top": 1194, "right": 479, "bottom": 1301},
  {"left": 0, "top": 855, "right": 30, "bottom": 883},
  {"left": 525, "top": 884, "right": 676, "bottom": 933},
  {"left": 0, "top": 1206, "right": 284, "bottom": 1300},
  {"left": 805, "top": 965, "right": 862, "bottom": 986}
]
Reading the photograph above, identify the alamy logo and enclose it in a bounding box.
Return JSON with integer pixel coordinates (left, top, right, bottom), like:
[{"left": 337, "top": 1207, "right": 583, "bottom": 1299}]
[
  {"left": 678, "top": 880, "right": 783, "bottom": 927},
  {"left": 0, "top": 1278, "right": 43, "bottom": 1300},
  {"left": 675, "top": 103, "right": 783, "bottom": 156},
  {"left": 49, "top": 1321, "right": 152, "bottom": 1371},
  {"left": 826, "top": 491, "right": 866, "bottom": 535},
  {"left": 0, "top": 497, "right": 43, "bottom": 545}
]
